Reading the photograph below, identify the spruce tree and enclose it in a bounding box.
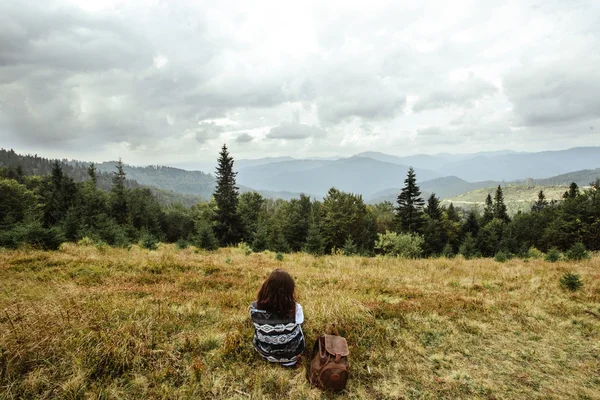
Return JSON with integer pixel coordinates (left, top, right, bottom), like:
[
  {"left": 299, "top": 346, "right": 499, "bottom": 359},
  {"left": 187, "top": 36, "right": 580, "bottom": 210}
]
[
  {"left": 251, "top": 220, "right": 269, "bottom": 252},
  {"left": 304, "top": 220, "right": 325, "bottom": 256},
  {"left": 43, "top": 161, "right": 66, "bottom": 226},
  {"left": 532, "top": 190, "right": 548, "bottom": 212},
  {"left": 51, "top": 160, "right": 63, "bottom": 189},
  {"left": 342, "top": 236, "right": 358, "bottom": 256},
  {"left": 110, "top": 158, "right": 128, "bottom": 225},
  {"left": 87, "top": 163, "right": 98, "bottom": 187},
  {"left": 482, "top": 194, "right": 494, "bottom": 225},
  {"left": 446, "top": 203, "right": 460, "bottom": 222},
  {"left": 563, "top": 182, "right": 579, "bottom": 199},
  {"left": 425, "top": 193, "right": 442, "bottom": 220},
  {"left": 213, "top": 144, "right": 242, "bottom": 246},
  {"left": 394, "top": 167, "right": 425, "bottom": 233},
  {"left": 462, "top": 210, "right": 480, "bottom": 236},
  {"left": 493, "top": 185, "right": 510, "bottom": 223}
]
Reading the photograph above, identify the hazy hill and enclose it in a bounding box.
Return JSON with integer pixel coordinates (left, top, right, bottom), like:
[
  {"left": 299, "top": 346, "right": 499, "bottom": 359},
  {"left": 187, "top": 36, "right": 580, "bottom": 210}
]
[
  {"left": 442, "top": 184, "right": 572, "bottom": 215},
  {"left": 357, "top": 151, "right": 450, "bottom": 170},
  {"left": 0, "top": 149, "right": 206, "bottom": 207},
  {"left": 237, "top": 156, "right": 439, "bottom": 198},
  {"left": 237, "top": 147, "right": 600, "bottom": 192},
  {"left": 95, "top": 162, "right": 215, "bottom": 198},
  {"left": 368, "top": 176, "right": 500, "bottom": 203},
  {"left": 357, "top": 147, "right": 600, "bottom": 182},
  {"left": 235, "top": 156, "right": 296, "bottom": 170},
  {"left": 534, "top": 168, "right": 600, "bottom": 186},
  {"left": 94, "top": 162, "right": 307, "bottom": 201},
  {"left": 433, "top": 147, "right": 600, "bottom": 181}
]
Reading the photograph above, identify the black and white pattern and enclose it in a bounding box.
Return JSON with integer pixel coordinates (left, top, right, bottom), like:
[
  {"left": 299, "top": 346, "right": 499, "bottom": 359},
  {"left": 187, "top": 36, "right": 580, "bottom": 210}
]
[{"left": 250, "top": 302, "right": 305, "bottom": 364}]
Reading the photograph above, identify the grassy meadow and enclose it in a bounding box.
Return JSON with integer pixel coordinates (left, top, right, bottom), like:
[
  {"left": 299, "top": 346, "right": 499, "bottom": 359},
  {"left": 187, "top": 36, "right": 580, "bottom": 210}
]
[{"left": 1, "top": 244, "right": 599, "bottom": 399}]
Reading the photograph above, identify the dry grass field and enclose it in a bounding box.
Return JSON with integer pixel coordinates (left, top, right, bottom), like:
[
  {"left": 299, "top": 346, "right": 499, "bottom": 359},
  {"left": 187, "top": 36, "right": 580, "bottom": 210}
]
[{"left": 1, "top": 244, "right": 599, "bottom": 399}]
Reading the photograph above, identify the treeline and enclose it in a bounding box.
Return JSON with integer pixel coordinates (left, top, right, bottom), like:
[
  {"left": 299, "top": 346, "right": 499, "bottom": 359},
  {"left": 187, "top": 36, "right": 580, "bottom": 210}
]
[
  {"left": 0, "top": 149, "right": 205, "bottom": 207},
  {"left": 1, "top": 146, "right": 599, "bottom": 258}
]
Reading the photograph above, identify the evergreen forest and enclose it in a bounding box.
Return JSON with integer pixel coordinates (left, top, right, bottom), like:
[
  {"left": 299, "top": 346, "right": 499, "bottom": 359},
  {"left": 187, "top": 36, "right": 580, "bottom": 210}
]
[{"left": 1, "top": 146, "right": 599, "bottom": 260}]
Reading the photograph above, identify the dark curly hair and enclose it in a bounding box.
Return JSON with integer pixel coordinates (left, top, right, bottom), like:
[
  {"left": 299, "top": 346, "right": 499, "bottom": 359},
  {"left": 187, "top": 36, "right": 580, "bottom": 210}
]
[{"left": 256, "top": 269, "right": 296, "bottom": 318}]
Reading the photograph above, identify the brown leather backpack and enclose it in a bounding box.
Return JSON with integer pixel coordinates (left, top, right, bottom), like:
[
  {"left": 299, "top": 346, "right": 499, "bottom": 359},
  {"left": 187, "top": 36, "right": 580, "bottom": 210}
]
[{"left": 308, "top": 334, "right": 350, "bottom": 392}]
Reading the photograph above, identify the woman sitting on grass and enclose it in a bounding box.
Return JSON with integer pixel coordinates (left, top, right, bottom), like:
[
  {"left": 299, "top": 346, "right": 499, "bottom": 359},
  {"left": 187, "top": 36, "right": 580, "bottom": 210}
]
[{"left": 250, "top": 269, "right": 305, "bottom": 367}]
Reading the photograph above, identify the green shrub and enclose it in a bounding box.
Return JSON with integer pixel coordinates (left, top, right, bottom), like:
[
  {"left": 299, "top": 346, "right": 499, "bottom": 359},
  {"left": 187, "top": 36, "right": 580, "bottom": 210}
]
[
  {"left": 527, "top": 246, "right": 544, "bottom": 259},
  {"left": 0, "top": 222, "right": 66, "bottom": 250},
  {"left": 494, "top": 251, "right": 509, "bottom": 263},
  {"left": 237, "top": 242, "right": 252, "bottom": 255},
  {"left": 175, "top": 239, "right": 189, "bottom": 249},
  {"left": 441, "top": 243, "right": 455, "bottom": 258},
  {"left": 459, "top": 233, "right": 480, "bottom": 259},
  {"left": 251, "top": 224, "right": 269, "bottom": 253},
  {"left": 193, "top": 225, "right": 219, "bottom": 251},
  {"left": 560, "top": 272, "right": 583, "bottom": 291},
  {"left": 375, "top": 231, "right": 423, "bottom": 258},
  {"left": 275, "top": 252, "right": 284, "bottom": 261},
  {"left": 77, "top": 237, "right": 95, "bottom": 247},
  {"left": 138, "top": 231, "right": 158, "bottom": 250},
  {"left": 342, "top": 236, "right": 358, "bottom": 256},
  {"left": 545, "top": 247, "right": 562, "bottom": 263},
  {"left": 565, "top": 243, "right": 590, "bottom": 261}
]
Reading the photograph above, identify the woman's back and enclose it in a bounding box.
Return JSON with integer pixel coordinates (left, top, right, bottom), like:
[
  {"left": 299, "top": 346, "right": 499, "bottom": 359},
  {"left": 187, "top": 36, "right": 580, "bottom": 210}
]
[{"left": 250, "top": 301, "right": 305, "bottom": 364}]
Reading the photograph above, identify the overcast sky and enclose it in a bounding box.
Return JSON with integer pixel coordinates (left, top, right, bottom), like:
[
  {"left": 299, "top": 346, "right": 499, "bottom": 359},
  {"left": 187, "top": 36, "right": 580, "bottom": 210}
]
[{"left": 1, "top": 0, "right": 599, "bottom": 167}]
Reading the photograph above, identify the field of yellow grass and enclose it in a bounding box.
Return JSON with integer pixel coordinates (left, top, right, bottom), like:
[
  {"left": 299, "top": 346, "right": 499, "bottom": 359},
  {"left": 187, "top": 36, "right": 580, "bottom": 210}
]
[{"left": 1, "top": 244, "right": 599, "bottom": 399}]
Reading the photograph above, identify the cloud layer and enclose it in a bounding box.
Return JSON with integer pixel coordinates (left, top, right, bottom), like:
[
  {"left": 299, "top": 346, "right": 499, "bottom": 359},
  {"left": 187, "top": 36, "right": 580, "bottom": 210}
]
[{"left": 1, "top": 0, "right": 599, "bottom": 166}]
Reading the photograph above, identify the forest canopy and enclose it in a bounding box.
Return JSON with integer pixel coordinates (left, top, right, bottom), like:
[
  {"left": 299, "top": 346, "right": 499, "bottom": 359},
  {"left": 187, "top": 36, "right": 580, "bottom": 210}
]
[{"left": 1, "top": 148, "right": 599, "bottom": 259}]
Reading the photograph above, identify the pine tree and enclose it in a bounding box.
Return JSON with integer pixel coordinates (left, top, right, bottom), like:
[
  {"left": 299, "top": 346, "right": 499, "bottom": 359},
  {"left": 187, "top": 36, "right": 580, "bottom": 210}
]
[
  {"left": 532, "top": 190, "right": 548, "bottom": 212},
  {"left": 213, "top": 144, "right": 242, "bottom": 246},
  {"left": 563, "top": 182, "right": 579, "bottom": 199},
  {"left": 110, "top": 158, "right": 128, "bottom": 225},
  {"left": 342, "top": 236, "right": 358, "bottom": 256},
  {"left": 482, "top": 194, "right": 494, "bottom": 225},
  {"left": 51, "top": 160, "right": 63, "bottom": 190},
  {"left": 446, "top": 203, "right": 460, "bottom": 222},
  {"left": 304, "top": 220, "right": 325, "bottom": 256},
  {"left": 493, "top": 185, "right": 510, "bottom": 223},
  {"left": 251, "top": 220, "right": 269, "bottom": 252},
  {"left": 425, "top": 193, "right": 442, "bottom": 220},
  {"left": 462, "top": 209, "right": 480, "bottom": 236},
  {"left": 394, "top": 167, "right": 425, "bottom": 233},
  {"left": 43, "top": 161, "right": 75, "bottom": 226},
  {"left": 195, "top": 224, "right": 219, "bottom": 250},
  {"left": 87, "top": 163, "right": 98, "bottom": 187}
]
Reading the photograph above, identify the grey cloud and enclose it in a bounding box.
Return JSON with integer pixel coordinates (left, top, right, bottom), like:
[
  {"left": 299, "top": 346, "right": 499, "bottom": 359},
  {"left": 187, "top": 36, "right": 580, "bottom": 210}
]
[
  {"left": 416, "top": 126, "right": 465, "bottom": 145},
  {"left": 195, "top": 122, "right": 225, "bottom": 144},
  {"left": 504, "top": 61, "right": 600, "bottom": 127},
  {"left": 0, "top": 0, "right": 292, "bottom": 151},
  {"left": 417, "top": 126, "right": 443, "bottom": 136},
  {"left": 413, "top": 76, "right": 497, "bottom": 112},
  {"left": 235, "top": 133, "right": 254, "bottom": 143},
  {"left": 1, "top": 0, "right": 599, "bottom": 160},
  {"left": 267, "top": 122, "right": 326, "bottom": 140},
  {"left": 312, "top": 70, "right": 406, "bottom": 125}
]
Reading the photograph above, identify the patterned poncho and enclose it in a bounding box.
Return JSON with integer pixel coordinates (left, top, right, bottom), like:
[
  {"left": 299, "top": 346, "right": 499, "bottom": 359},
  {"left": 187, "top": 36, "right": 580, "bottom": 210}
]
[{"left": 249, "top": 301, "right": 305, "bottom": 364}]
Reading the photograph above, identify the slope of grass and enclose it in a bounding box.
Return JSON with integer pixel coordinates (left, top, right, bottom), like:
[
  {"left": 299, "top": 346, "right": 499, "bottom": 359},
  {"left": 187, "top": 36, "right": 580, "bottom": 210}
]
[
  {"left": 442, "top": 185, "right": 572, "bottom": 215},
  {"left": 1, "top": 245, "right": 599, "bottom": 399}
]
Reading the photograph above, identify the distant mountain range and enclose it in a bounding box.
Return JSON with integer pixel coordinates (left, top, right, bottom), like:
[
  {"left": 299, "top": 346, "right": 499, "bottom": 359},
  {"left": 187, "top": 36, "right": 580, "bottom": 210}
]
[
  {"left": 237, "top": 156, "right": 439, "bottom": 198},
  {"left": 93, "top": 162, "right": 305, "bottom": 201},
  {"left": 3, "top": 147, "right": 600, "bottom": 207},
  {"left": 234, "top": 147, "right": 600, "bottom": 198}
]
